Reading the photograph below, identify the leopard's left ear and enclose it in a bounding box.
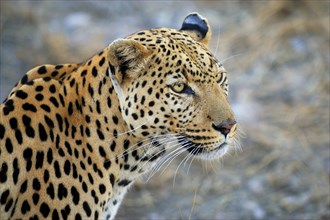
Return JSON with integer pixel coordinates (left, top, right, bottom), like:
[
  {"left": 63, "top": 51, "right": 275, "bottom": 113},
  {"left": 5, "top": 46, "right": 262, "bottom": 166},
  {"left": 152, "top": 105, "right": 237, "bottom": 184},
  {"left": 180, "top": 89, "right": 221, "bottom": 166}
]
[{"left": 180, "top": 13, "right": 212, "bottom": 46}]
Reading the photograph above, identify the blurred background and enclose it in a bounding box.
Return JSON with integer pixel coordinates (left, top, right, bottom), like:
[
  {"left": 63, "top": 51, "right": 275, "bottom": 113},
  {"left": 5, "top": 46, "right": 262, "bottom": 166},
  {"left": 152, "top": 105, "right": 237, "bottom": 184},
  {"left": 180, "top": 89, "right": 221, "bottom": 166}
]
[{"left": 0, "top": 1, "right": 329, "bottom": 219}]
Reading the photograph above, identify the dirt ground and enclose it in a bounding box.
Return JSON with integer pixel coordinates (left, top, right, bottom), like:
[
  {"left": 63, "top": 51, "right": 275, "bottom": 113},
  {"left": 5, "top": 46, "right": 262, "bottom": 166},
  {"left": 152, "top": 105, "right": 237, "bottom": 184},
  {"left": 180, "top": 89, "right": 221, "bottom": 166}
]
[{"left": 0, "top": 1, "right": 329, "bottom": 219}]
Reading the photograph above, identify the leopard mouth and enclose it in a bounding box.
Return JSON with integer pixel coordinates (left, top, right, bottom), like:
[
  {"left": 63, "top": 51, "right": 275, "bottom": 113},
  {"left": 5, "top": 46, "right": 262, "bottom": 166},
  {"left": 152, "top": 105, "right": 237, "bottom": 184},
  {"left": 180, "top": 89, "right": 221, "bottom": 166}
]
[{"left": 177, "top": 136, "right": 229, "bottom": 158}]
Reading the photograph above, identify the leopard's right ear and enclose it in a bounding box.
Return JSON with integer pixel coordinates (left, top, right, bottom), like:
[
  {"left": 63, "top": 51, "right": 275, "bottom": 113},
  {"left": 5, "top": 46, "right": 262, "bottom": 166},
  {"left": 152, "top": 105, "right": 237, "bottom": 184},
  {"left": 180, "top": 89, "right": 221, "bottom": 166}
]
[{"left": 108, "top": 39, "right": 151, "bottom": 83}]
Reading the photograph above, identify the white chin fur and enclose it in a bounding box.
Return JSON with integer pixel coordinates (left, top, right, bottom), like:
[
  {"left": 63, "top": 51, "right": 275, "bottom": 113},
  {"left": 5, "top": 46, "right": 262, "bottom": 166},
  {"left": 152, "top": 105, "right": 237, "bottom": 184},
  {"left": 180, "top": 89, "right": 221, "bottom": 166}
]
[{"left": 195, "top": 145, "right": 228, "bottom": 160}]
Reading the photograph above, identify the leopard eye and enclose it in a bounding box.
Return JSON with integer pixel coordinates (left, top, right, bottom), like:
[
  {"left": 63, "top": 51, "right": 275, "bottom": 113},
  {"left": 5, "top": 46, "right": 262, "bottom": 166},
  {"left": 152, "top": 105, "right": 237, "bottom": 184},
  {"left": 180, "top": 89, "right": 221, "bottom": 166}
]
[{"left": 170, "top": 82, "right": 195, "bottom": 95}]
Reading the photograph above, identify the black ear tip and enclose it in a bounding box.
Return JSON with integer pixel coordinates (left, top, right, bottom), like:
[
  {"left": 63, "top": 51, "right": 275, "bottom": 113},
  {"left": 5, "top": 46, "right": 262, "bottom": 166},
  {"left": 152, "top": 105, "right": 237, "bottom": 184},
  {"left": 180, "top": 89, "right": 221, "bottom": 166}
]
[{"left": 180, "top": 13, "right": 208, "bottom": 38}]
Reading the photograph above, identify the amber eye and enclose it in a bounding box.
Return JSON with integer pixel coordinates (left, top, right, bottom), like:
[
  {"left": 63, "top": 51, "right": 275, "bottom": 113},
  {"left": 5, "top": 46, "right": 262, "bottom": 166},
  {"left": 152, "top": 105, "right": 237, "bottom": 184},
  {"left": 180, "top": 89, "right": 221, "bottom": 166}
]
[{"left": 170, "top": 82, "right": 195, "bottom": 95}]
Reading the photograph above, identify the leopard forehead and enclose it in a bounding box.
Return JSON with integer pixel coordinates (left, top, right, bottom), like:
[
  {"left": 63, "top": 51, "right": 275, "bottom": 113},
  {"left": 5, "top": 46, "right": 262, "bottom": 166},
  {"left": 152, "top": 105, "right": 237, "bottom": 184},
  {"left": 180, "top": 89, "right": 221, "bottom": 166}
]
[{"left": 128, "top": 28, "right": 221, "bottom": 78}]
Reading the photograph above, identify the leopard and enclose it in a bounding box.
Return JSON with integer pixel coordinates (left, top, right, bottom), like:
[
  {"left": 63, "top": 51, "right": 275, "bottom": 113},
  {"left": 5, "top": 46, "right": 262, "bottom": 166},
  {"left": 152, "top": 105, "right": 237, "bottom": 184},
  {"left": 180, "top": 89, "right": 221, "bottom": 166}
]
[{"left": 0, "top": 13, "right": 237, "bottom": 219}]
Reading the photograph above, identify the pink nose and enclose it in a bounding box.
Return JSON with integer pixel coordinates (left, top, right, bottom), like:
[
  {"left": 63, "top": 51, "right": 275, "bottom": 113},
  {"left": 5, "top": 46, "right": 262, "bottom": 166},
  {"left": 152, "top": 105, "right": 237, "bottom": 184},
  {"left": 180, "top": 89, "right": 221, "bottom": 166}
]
[{"left": 212, "top": 120, "right": 236, "bottom": 136}]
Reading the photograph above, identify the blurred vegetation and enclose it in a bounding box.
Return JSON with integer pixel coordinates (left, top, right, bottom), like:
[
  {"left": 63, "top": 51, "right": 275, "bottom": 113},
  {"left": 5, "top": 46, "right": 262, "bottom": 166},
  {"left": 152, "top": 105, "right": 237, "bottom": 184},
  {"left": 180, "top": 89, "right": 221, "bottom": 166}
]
[{"left": 0, "top": 1, "right": 329, "bottom": 219}]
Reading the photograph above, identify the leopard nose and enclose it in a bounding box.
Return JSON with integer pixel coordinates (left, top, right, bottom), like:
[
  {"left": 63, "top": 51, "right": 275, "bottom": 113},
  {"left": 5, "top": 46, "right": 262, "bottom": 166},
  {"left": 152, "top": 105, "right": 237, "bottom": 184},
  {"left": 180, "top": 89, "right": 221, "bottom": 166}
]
[{"left": 212, "top": 119, "right": 237, "bottom": 136}]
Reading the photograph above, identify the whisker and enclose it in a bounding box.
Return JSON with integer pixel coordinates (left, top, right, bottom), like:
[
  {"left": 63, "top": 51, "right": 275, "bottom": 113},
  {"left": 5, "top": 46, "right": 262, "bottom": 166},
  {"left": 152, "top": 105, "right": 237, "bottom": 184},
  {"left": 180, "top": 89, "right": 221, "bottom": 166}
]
[
  {"left": 173, "top": 147, "right": 194, "bottom": 186},
  {"left": 214, "top": 24, "right": 221, "bottom": 58},
  {"left": 219, "top": 53, "right": 243, "bottom": 64},
  {"left": 146, "top": 141, "right": 190, "bottom": 181}
]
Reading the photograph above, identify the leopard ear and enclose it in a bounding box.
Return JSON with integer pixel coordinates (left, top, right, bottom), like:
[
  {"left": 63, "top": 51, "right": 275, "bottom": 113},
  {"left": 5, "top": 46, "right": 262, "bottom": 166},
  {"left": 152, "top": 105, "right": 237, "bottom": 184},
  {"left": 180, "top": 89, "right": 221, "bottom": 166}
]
[
  {"left": 180, "top": 13, "right": 212, "bottom": 46},
  {"left": 108, "top": 39, "right": 151, "bottom": 83}
]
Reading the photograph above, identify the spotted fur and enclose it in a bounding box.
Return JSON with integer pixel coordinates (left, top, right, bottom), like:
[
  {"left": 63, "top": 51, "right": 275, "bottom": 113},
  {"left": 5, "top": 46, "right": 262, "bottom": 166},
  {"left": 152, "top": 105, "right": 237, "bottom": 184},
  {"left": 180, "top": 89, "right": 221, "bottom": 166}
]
[{"left": 0, "top": 13, "right": 237, "bottom": 219}]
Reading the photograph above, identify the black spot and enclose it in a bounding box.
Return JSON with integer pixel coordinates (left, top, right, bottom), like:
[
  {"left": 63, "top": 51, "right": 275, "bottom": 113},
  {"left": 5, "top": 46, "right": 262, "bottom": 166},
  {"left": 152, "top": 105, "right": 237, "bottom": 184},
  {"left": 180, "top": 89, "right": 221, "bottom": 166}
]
[
  {"left": 99, "top": 57, "right": 105, "bottom": 66},
  {"left": 103, "top": 160, "right": 111, "bottom": 169},
  {"left": 5, "top": 198, "right": 13, "bottom": 212},
  {"left": 0, "top": 124, "right": 5, "bottom": 139},
  {"left": 13, "top": 158, "right": 19, "bottom": 184},
  {"left": 72, "top": 164, "right": 78, "bottom": 179},
  {"left": 0, "top": 163, "right": 8, "bottom": 183},
  {"left": 88, "top": 173, "right": 94, "bottom": 184},
  {"left": 44, "top": 77, "right": 51, "bottom": 82},
  {"left": 38, "top": 66, "right": 47, "bottom": 74},
  {"left": 22, "top": 103, "right": 37, "bottom": 112},
  {"left": 70, "top": 78, "right": 75, "bottom": 87},
  {"left": 142, "top": 131, "right": 150, "bottom": 136},
  {"left": 107, "top": 97, "right": 112, "bottom": 108},
  {"left": 21, "top": 200, "right": 31, "bottom": 214},
  {"left": 99, "top": 184, "right": 106, "bottom": 194},
  {"left": 64, "top": 160, "right": 71, "bottom": 175},
  {"left": 33, "top": 178, "right": 41, "bottom": 191},
  {"left": 47, "top": 183, "right": 55, "bottom": 199},
  {"left": 40, "top": 202, "right": 50, "bottom": 218},
  {"left": 35, "top": 85, "right": 43, "bottom": 92},
  {"left": 71, "top": 186, "right": 80, "bottom": 205},
  {"left": 49, "top": 97, "right": 59, "bottom": 108},
  {"left": 132, "top": 113, "right": 138, "bottom": 120},
  {"left": 20, "top": 180, "right": 28, "bottom": 193},
  {"left": 97, "top": 130, "right": 104, "bottom": 140},
  {"left": 75, "top": 213, "right": 82, "bottom": 220},
  {"left": 5, "top": 138, "right": 13, "bottom": 153},
  {"left": 59, "top": 94, "right": 65, "bottom": 107},
  {"left": 123, "top": 140, "right": 130, "bottom": 149},
  {"left": 92, "top": 66, "right": 98, "bottom": 77},
  {"left": 64, "top": 141, "right": 73, "bottom": 156},
  {"left": 9, "top": 118, "right": 18, "bottom": 129},
  {"left": 82, "top": 181, "right": 88, "bottom": 193},
  {"left": 23, "top": 148, "right": 33, "bottom": 171},
  {"left": 83, "top": 201, "right": 92, "bottom": 217},
  {"left": 34, "top": 93, "right": 44, "bottom": 101},
  {"left": 88, "top": 84, "right": 94, "bottom": 97},
  {"left": 44, "top": 115, "right": 54, "bottom": 128},
  {"left": 21, "top": 74, "right": 28, "bottom": 84},
  {"left": 110, "top": 141, "right": 116, "bottom": 151},
  {"left": 112, "top": 116, "right": 119, "bottom": 124},
  {"left": 43, "top": 170, "right": 50, "bottom": 183},
  {"left": 94, "top": 211, "right": 99, "bottom": 219},
  {"left": 1, "top": 189, "right": 9, "bottom": 205},
  {"left": 99, "top": 146, "right": 106, "bottom": 157},
  {"left": 15, "top": 130, "right": 23, "bottom": 144},
  {"left": 16, "top": 90, "right": 28, "bottom": 99},
  {"left": 47, "top": 148, "right": 53, "bottom": 164},
  {"left": 35, "top": 151, "right": 44, "bottom": 169},
  {"left": 67, "top": 102, "right": 73, "bottom": 116},
  {"left": 58, "top": 183, "right": 68, "bottom": 200},
  {"left": 38, "top": 123, "right": 48, "bottom": 141},
  {"left": 96, "top": 100, "right": 101, "bottom": 114},
  {"left": 59, "top": 206, "right": 70, "bottom": 220},
  {"left": 54, "top": 161, "right": 61, "bottom": 178},
  {"left": 85, "top": 127, "right": 90, "bottom": 137},
  {"left": 81, "top": 70, "right": 87, "bottom": 77},
  {"left": 130, "top": 165, "right": 138, "bottom": 172},
  {"left": 56, "top": 114, "right": 63, "bottom": 132},
  {"left": 25, "top": 122, "right": 35, "bottom": 138},
  {"left": 52, "top": 209, "right": 59, "bottom": 219},
  {"left": 51, "top": 70, "right": 59, "bottom": 77},
  {"left": 49, "top": 84, "right": 56, "bottom": 93},
  {"left": 40, "top": 104, "right": 51, "bottom": 112},
  {"left": 118, "top": 179, "right": 131, "bottom": 187},
  {"left": 109, "top": 174, "right": 115, "bottom": 186},
  {"left": 32, "top": 193, "right": 39, "bottom": 205}
]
